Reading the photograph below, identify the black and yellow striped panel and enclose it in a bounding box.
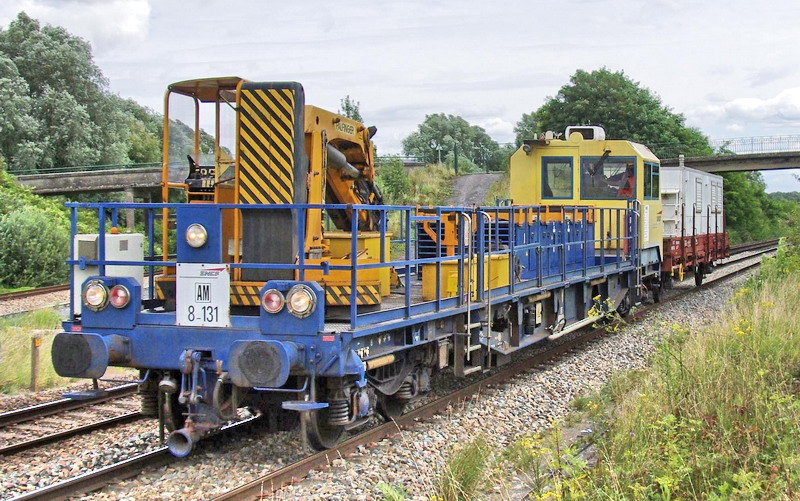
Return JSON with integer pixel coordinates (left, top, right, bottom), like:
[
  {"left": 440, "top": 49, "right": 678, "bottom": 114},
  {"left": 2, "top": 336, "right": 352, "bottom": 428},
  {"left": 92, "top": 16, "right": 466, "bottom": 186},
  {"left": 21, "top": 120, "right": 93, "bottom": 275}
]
[
  {"left": 230, "top": 284, "right": 261, "bottom": 306},
  {"left": 238, "top": 87, "right": 296, "bottom": 204},
  {"left": 325, "top": 285, "right": 381, "bottom": 306}
]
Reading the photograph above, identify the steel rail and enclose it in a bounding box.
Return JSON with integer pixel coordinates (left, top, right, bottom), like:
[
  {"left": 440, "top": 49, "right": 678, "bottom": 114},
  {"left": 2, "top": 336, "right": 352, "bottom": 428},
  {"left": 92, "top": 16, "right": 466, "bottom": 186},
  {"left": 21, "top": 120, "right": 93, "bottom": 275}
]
[
  {"left": 0, "top": 411, "right": 143, "bottom": 455},
  {"left": 0, "top": 284, "right": 70, "bottom": 302},
  {"left": 0, "top": 383, "right": 138, "bottom": 428},
  {"left": 729, "top": 238, "right": 780, "bottom": 255},
  {"left": 9, "top": 416, "right": 261, "bottom": 501},
  {"left": 212, "top": 252, "right": 770, "bottom": 501}
]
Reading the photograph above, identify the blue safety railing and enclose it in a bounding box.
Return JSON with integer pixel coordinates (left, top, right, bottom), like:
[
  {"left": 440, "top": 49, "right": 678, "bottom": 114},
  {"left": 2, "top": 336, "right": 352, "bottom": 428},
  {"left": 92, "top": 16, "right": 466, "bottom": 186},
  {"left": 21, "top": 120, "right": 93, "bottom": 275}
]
[{"left": 66, "top": 202, "right": 638, "bottom": 331}]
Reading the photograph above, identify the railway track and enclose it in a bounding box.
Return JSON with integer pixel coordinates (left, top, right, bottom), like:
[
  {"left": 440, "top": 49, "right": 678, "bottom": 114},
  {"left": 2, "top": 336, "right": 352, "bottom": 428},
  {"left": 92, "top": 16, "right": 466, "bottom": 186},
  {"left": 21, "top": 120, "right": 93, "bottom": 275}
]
[
  {"left": 0, "top": 284, "right": 69, "bottom": 302},
  {"left": 729, "top": 237, "right": 780, "bottom": 255},
  {"left": 0, "top": 383, "right": 140, "bottom": 456},
  {"left": 8, "top": 243, "right": 775, "bottom": 501}
]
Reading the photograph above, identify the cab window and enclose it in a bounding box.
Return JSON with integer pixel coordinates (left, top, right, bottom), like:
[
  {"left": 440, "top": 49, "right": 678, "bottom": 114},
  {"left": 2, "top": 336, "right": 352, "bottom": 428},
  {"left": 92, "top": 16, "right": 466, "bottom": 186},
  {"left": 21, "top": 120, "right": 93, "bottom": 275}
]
[
  {"left": 644, "top": 162, "right": 660, "bottom": 200},
  {"left": 581, "top": 156, "right": 636, "bottom": 199},
  {"left": 541, "top": 157, "right": 573, "bottom": 199}
]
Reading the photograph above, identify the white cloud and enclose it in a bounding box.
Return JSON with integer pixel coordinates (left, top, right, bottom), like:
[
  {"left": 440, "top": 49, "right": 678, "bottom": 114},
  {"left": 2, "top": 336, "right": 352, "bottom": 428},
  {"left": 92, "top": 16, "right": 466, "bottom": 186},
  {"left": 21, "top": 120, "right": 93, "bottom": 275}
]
[
  {"left": 725, "top": 123, "right": 744, "bottom": 133},
  {"left": 695, "top": 87, "right": 800, "bottom": 124},
  {"left": 476, "top": 117, "right": 515, "bottom": 143},
  {"left": 2, "top": 0, "right": 150, "bottom": 51}
]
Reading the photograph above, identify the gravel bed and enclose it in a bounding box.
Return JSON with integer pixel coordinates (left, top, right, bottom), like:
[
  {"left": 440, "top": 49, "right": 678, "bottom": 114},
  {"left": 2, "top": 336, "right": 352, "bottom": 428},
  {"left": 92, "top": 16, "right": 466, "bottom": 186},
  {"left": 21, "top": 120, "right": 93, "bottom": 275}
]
[
  {"left": 0, "top": 378, "right": 141, "bottom": 414},
  {"left": 0, "top": 291, "right": 69, "bottom": 318},
  {"left": 0, "top": 418, "right": 158, "bottom": 499},
  {"left": 0, "top": 397, "right": 141, "bottom": 448},
  {"left": 3, "top": 253, "right": 763, "bottom": 500}
]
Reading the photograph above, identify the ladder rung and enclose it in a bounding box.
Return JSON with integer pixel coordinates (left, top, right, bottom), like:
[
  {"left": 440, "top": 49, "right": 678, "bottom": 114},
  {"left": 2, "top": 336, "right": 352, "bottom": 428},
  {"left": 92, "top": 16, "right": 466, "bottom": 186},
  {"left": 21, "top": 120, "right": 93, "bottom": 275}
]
[
  {"left": 468, "top": 322, "right": 482, "bottom": 329},
  {"left": 467, "top": 344, "right": 482, "bottom": 352},
  {"left": 461, "top": 366, "right": 483, "bottom": 375}
]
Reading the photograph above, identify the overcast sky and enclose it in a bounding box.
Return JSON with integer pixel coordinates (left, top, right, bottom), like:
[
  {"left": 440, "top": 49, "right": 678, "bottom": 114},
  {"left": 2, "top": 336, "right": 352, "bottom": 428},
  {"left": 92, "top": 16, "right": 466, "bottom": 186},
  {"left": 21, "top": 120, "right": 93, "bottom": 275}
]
[{"left": 2, "top": 0, "right": 799, "bottom": 191}]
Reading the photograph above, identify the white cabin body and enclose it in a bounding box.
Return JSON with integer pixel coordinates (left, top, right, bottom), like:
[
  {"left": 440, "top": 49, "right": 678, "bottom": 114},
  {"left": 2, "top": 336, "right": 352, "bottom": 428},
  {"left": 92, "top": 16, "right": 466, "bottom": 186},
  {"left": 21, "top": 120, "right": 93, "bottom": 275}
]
[{"left": 661, "top": 165, "right": 724, "bottom": 238}]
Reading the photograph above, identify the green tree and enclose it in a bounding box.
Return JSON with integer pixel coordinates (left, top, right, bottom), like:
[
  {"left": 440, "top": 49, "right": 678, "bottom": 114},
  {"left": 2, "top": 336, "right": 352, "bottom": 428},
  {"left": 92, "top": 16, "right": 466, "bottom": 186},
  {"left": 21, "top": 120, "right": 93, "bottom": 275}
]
[
  {"left": 721, "top": 171, "right": 794, "bottom": 243},
  {"left": 33, "top": 85, "right": 101, "bottom": 169},
  {"left": 338, "top": 95, "right": 363, "bottom": 122},
  {"left": 513, "top": 112, "right": 537, "bottom": 146},
  {"left": 402, "top": 113, "right": 501, "bottom": 170},
  {"left": 523, "top": 68, "right": 712, "bottom": 157},
  {"left": 0, "top": 56, "right": 40, "bottom": 170},
  {"left": 0, "top": 12, "right": 163, "bottom": 171}
]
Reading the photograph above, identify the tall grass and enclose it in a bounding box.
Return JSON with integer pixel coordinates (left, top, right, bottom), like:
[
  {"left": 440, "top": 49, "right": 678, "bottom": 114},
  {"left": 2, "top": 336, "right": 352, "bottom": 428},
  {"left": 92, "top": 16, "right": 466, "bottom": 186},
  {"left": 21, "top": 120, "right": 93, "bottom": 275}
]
[
  {"left": 570, "top": 245, "right": 800, "bottom": 498},
  {"left": 0, "top": 309, "right": 71, "bottom": 392},
  {"left": 434, "top": 437, "right": 493, "bottom": 501}
]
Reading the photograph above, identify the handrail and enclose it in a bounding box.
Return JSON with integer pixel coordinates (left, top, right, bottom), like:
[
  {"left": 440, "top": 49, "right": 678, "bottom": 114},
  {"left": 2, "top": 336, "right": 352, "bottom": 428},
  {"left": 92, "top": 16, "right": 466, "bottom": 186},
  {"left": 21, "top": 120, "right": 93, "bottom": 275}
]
[{"left": 66, "top": 201, "right": 641, "bottom": 331}]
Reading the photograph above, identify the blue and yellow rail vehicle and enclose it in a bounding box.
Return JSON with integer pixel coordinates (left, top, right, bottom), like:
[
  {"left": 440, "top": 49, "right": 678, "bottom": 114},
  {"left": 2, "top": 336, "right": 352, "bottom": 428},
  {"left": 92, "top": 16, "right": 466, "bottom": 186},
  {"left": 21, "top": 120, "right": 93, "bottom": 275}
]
[{"left": 52, "top": 79, "right": 653, "bottom": 456}]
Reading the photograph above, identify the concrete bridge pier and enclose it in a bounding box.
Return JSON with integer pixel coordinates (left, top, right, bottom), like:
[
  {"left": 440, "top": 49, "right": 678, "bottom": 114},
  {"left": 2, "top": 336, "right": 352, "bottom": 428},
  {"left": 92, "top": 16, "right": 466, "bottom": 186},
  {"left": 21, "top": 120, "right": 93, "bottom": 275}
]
[{"left": 124, "top": 187, "right": 135, "bottom": 231}]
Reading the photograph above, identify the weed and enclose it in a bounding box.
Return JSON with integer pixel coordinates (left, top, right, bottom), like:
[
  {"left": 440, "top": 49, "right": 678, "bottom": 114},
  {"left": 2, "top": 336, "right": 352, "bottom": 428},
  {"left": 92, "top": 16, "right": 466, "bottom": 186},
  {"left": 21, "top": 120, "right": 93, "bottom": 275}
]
[
  {"left": 434, "top": 437, "right": 492, "bottom": 501},
  {"left": 377, "top": 482, "right": 408, "bottom": 501}
]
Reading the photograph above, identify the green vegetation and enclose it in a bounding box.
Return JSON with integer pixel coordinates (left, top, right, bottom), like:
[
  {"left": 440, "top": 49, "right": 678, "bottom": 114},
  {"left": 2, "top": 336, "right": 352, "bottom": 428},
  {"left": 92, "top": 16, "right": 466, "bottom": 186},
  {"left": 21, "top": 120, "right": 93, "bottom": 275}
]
[
  {"left": 483, "top": 170, "right": 510, "bottom": 205},
  {"left": 376, "top": 159, "right": 455, "bottom": 206},
  {"left": 0, "top": 309, "right": 69, "bottom": 392},
  {"left": 722, "top": 171, "right": 798, "bottom": 243},
  {"left": 434, "top": 437, "right": 493, "bottom": 501},
  {"left": 338, "top": 95, "right": 363, "bottom": 122},
  {"left": 580, "top": 245, "right": 800, "bottom": 498},
  {"left": 0, "top": 209, "right": 69, "bottom": 287},
  {"left": 516, "top": 68, "right": 712, "bottom": 158},
  {"left": 0, "top": 12, "right": 163, "bottom": 172},
  {"left": 402, "top": 113, "right": 503, "bottom": 172}
]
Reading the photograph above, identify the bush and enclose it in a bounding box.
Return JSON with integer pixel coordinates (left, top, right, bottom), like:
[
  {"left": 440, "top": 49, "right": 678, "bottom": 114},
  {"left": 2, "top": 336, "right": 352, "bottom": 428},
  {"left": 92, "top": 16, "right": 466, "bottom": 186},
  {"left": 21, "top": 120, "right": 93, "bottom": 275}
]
[{"left": 0, "top": 208, "right": 69, "bottom": 287}]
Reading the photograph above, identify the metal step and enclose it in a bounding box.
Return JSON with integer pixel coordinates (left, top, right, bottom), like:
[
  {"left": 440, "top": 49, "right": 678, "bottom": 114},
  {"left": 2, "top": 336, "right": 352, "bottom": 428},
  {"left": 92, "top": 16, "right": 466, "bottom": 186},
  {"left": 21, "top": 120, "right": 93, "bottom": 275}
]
[{"left": 461, "top": 366, "right": 483, "bottom": 376}]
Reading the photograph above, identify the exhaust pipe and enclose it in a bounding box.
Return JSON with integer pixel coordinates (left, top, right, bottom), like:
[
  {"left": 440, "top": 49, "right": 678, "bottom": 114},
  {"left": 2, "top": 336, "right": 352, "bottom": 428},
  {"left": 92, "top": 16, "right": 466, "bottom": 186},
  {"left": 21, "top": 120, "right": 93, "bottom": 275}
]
[{"left": 167, "top": 428, "right": 199, "bottom": 457}]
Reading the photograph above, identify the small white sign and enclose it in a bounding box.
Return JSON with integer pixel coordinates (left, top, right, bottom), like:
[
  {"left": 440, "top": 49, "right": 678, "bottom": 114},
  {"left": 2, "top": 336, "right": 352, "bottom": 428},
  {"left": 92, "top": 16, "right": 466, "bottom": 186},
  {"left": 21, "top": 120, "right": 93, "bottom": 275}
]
[
  {"left": 176, "top": 263, "right": 230, "bottom": 327},
  {"left": 643, "top": 204, "right": 650, "bottom": 244}
]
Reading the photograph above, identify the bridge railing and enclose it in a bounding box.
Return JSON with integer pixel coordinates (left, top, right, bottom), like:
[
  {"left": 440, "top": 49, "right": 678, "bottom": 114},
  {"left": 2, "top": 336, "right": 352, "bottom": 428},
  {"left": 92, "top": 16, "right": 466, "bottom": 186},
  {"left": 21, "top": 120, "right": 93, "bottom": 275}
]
[
  {"left": 14, "top": 162, "right": 161, "bottom": 176},
  {"left": 651, "top": 134, "right": 800, "bottom": 159}
]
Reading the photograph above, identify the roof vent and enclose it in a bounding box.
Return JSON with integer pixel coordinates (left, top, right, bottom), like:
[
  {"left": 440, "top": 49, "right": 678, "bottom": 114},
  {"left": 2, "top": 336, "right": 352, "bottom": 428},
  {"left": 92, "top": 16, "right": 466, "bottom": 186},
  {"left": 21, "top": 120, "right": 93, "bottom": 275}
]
[{"left": 565, "top": 126, "right": 606, "bottom": 141}]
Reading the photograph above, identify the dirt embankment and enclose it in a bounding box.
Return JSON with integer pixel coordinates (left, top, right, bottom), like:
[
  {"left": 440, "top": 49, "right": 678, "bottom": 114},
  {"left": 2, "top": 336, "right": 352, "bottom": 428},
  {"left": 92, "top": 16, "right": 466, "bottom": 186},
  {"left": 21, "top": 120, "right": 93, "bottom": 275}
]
[{"left": 447, "top": 172, "right": 503, "bottom": 206}]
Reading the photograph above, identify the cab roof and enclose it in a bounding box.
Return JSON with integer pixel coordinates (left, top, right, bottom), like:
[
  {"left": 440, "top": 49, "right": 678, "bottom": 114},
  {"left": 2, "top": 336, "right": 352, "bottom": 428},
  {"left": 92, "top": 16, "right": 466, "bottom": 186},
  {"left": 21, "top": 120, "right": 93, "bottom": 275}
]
[{"left": 168, "top": 77, "right": 245, "bottom": 102}]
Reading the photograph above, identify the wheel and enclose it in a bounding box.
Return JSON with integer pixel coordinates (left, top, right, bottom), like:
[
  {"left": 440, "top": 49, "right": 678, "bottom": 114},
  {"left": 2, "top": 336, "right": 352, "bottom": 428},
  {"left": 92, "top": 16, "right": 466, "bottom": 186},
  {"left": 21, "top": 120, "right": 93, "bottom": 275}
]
[
  {"left": 694, "top": 270, "right": 704, "bottom": 286},
  {"left": 616, "top": 296, "right": 631, "bottom": 317},
  {"left": 376, "top": 393, "right": 407, "bottom": 421},
  {"left": 304, "top": 381, "right": 346, "bottom": 450},
  {"left": 305, "top": 408, "right": 344, "bottom": 450},
  {"left": 652, "top": 284, "right": 662, "bottom": 303}
]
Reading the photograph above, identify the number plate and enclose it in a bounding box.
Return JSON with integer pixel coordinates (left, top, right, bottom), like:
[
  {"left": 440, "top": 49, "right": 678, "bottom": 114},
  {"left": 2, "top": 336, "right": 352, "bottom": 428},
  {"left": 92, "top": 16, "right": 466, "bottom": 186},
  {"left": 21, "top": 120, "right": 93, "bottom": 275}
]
[{"left": 176, "top": 263, "right": 230, "bottom": 327}]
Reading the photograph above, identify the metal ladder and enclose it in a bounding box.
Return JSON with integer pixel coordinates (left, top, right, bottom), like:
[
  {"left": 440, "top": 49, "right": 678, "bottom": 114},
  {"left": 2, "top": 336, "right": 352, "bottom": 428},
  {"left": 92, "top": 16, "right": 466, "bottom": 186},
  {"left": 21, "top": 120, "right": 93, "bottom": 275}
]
[{"left": 453, "top": 212, "right": 493, "bottom": 377}]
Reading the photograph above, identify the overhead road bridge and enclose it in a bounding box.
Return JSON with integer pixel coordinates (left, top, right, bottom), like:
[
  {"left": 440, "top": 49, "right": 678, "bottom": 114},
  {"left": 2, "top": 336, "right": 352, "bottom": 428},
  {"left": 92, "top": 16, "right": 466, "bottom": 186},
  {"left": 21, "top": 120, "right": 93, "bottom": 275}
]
[
  {"left": 656, "top": 135, "right": 800, "bottom": 173},
  {"left": 15, "top": 163, "right": 167, "bottom": 196}
]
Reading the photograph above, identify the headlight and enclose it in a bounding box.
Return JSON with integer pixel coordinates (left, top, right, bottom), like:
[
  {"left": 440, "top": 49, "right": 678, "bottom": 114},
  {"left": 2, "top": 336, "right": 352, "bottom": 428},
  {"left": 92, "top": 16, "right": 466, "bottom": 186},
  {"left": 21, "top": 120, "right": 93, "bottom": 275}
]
[
  {"left": 286, "top": 284, "right": 317, "bottom": 318},
  {"left": 109, "top": 284, "right": 131, "bottom": 309},
  {"left": 261, "top": 288, "right": 285, "bottom": 314},
  {"left": 185, "top": 223, "right": 208, "bottom": 248},
  {"left": 83, "top": 280, "right": 109, "bottom": 311}
]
